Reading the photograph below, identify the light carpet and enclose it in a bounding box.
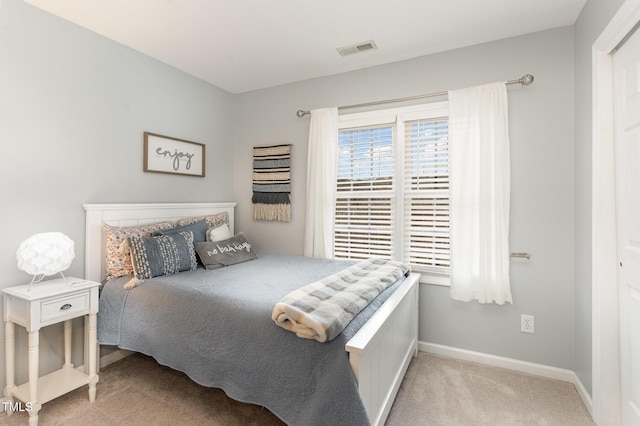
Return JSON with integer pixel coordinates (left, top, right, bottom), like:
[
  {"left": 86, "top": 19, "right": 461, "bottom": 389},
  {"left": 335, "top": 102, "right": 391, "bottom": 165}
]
[{"left": 0, "top": 352, "right": 594, "bottom": 425}]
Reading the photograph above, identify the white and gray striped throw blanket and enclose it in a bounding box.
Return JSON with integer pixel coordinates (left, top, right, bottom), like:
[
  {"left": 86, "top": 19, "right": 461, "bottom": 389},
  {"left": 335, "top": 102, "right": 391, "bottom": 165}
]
[{"left": 272, "top": 258, "right": 410, "bottom": 342}]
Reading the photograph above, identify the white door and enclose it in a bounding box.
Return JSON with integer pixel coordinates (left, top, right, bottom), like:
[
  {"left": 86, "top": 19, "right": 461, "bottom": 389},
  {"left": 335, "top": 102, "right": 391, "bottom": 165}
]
[{"left": 613, "top": 23, "right": 640, "bottom": 426}]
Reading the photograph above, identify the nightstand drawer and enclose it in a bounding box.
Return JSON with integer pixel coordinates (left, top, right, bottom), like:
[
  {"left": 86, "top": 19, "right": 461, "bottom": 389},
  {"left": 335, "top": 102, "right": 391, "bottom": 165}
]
[{"left": 40, "top": 291, "right": 91, "bottom": 323}]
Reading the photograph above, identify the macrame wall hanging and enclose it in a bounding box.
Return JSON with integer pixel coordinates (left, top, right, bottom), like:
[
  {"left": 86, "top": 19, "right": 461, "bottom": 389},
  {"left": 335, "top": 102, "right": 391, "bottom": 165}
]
[{"left": 252, "top": 144, "right": 292, "bottom": 222}]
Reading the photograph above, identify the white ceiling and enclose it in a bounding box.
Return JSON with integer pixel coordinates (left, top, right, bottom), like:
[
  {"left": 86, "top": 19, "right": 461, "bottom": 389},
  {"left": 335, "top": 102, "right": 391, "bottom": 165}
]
[{"left": 24, "top": 0, "right": 587, "bottom": 94}]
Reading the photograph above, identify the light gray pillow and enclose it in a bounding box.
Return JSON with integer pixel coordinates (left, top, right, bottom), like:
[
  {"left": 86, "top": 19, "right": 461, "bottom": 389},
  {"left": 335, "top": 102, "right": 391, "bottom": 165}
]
[
  {"left": 194, "top": 232, "right": 257, "bottom": 270},
  {"left": 206, "top": 222, "right": 232, "bottom": 242}
]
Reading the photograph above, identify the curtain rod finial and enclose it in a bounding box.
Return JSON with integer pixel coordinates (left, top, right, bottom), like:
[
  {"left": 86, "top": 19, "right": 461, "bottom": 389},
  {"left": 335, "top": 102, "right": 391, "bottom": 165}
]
[
  {"left": 297, "top": 110, "right": 310, "bottom": 118},
  {"left": 520, "top": 74, "right": 534, "bottom": 85}
]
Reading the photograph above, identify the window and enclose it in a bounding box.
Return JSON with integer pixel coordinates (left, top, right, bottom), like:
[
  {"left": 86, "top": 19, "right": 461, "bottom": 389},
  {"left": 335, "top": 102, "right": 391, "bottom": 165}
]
[
  {"left": 335, "top": 125, "right": 394, "bottom": 260},
  {"left": 335, "top": 103, "right": 450, "bottom": 284}
]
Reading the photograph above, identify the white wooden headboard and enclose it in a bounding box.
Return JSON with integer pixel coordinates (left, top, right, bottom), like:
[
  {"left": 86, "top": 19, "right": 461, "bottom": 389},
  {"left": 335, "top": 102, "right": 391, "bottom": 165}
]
[{"left": 83, "top": 203, "right": 236, "bottom": 283}]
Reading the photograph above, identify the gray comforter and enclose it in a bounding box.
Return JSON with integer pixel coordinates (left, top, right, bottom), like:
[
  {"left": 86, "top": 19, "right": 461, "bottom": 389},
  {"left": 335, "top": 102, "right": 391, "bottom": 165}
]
[{"left": 98, "top": 253, "right": 404, "bottom": 426}]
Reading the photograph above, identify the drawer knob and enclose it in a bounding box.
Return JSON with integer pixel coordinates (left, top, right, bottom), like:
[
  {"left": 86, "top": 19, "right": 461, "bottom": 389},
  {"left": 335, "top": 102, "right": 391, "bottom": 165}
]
[{"left": 60, "top": 304, "right": 72, "bottom": 311}]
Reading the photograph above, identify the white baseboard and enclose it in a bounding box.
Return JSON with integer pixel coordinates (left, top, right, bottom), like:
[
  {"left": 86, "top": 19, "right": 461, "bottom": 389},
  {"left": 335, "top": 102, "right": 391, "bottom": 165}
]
[
  {"left": 99, "top": 348, "right": 133, "bottom": 369},
  {"left": 419, "top": 341, "right": 593, "bottom": 416},
  {"left": 573, "top": 372, "right": 593, "bottom": 417}
]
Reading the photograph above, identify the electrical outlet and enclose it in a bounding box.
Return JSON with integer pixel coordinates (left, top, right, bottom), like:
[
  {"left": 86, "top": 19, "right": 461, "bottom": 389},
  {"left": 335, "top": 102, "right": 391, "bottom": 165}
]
[{"left": 521, "top": 315, "right": 535, "bottom": 334}]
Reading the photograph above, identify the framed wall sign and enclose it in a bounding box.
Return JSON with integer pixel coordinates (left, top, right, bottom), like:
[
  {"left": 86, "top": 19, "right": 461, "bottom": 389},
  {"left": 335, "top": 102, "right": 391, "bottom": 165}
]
[{"left": 143, "top": 132, "right": 205, "bottom": 177}]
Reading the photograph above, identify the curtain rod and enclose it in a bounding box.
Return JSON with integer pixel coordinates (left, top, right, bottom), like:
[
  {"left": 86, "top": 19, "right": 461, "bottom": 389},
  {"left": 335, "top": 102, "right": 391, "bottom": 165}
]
[{"left": 296, "top": 74, "right": 534, "bottom": 118}]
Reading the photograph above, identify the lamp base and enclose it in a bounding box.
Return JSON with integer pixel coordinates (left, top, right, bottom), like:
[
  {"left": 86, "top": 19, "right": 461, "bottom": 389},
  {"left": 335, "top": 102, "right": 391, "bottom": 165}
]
[{"left": 27, "top": 271, "right": 67, "bottom": 293}]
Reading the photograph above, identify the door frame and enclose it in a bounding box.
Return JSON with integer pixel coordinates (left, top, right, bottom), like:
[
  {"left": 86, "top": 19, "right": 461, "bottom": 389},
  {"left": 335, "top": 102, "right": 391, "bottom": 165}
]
[{"left": 593, "top": 0, "right": 640, "bottom": 424}]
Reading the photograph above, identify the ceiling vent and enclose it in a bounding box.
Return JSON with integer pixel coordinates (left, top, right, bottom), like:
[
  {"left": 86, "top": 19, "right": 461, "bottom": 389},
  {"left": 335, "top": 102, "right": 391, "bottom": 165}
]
[{"left": 336, "top": 40, "right": 378, "bottom": 56}]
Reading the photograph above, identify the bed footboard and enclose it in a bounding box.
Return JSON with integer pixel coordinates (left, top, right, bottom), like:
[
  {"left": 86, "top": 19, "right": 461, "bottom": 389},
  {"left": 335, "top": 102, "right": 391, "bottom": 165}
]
[{"left": 346, "top": 272, "right": 420, "bottom": 426}]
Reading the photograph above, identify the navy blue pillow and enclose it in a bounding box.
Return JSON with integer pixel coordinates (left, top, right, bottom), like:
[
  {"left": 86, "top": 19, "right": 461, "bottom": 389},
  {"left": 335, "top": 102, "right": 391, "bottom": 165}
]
[{"left": 154, "top": 218, "right": 207, "bottom": 243}]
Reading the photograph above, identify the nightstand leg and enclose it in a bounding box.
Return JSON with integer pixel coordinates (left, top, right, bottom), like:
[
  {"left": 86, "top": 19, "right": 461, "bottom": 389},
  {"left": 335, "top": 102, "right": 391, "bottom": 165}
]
[
  {"left": 28, "top": 330, "right": 40, "bottom": 426},
  {"left": 87, "top": 313, "right": 98, "bottom": 402},
  {"left": 63, "top": 320, "right": 73, "bottom": 369},
  {"left": 4, "top": 321, "right": 15, "bottom": 413}
]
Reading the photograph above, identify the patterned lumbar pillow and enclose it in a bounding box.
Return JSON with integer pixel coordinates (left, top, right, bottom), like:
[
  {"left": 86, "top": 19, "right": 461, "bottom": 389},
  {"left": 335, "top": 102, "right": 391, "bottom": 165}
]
[
  {"left": 125, "top": 231, "right": 197, "bottom": 289},
  {"left": 176, "top": 212, "right": 229, "bottom": 229}
]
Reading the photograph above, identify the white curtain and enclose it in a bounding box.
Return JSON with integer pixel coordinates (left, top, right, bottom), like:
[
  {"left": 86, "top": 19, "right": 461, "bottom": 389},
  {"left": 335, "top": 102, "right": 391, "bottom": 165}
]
[
  {"left": 303, "top": 107, "right": 338, "bottom": 258},
  {"left": 448, "top": 82, "right": 512, "bottom": 304}
]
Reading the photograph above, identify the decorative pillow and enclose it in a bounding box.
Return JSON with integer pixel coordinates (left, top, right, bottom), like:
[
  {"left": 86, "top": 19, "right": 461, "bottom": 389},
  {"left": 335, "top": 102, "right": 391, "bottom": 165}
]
[
  {"left": 125, "top": 231, "right": 198, "bottom": 288},
  {"left": 176, "top": 212, "right": 229, "bottom": 230},
  {"left": 103, "top": 221, "right": 175, "bottom": 281},
  {"left": 194, "top": 232, "right": 257, "bottom": 270},
  {"left": 206, "top": 223, "right": 232, "bottom": 242},
  {"left": 154, "top": 218, "right": 207, "bottom": 243}
]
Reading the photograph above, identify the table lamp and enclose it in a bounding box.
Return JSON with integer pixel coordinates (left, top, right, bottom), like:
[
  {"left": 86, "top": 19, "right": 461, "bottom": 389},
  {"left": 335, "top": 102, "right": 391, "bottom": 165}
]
[{"left": 16, "top": 232, "right": 75, "bottom": 292}]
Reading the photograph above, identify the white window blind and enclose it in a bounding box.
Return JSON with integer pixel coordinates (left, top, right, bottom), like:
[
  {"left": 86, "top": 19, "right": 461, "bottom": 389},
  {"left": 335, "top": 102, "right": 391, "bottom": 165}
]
[
  {"left": 336, "top": 103, "right": 450, "bottom": 283},
  {"left": 335, "top": 125, "right": 394, "bottom": 260},
  {"left": 403, "top": 118, "right": 450, "bottom": 275}
]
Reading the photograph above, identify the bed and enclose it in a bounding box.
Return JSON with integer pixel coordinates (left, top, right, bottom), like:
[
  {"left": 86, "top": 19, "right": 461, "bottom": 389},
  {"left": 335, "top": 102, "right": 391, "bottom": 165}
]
[{"left": 83, "top": 202, "right": 419, "bottom": 426}]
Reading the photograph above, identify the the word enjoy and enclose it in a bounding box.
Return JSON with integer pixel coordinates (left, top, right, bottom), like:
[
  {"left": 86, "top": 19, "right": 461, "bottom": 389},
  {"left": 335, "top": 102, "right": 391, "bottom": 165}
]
[
  {"left": 155, "top": 147, "right": 194, "bottom": 171},
  {"left": 206, "top": 241, "right": 252, "bottom": 256},
  {"left": 2, "top": 401, "right": 33, "bottom": 412}
]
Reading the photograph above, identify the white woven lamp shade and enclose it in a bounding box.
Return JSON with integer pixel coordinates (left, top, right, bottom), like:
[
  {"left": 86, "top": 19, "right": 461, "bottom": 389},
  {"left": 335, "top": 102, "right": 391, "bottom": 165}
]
[{"left": 16, "top": 232, "right": 75, "bottom": 287}]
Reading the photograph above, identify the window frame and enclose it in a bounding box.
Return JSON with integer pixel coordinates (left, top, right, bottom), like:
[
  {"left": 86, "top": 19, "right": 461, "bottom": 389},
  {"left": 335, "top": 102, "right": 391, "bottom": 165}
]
[{"left": 337, "top": 102, "right": 450, "bottom": 286}]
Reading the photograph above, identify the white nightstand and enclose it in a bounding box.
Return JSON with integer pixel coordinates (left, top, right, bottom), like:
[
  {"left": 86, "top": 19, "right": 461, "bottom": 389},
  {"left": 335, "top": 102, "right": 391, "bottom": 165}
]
[{"left": 2, "top": 277, "right": 100, "bottom": 426}]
